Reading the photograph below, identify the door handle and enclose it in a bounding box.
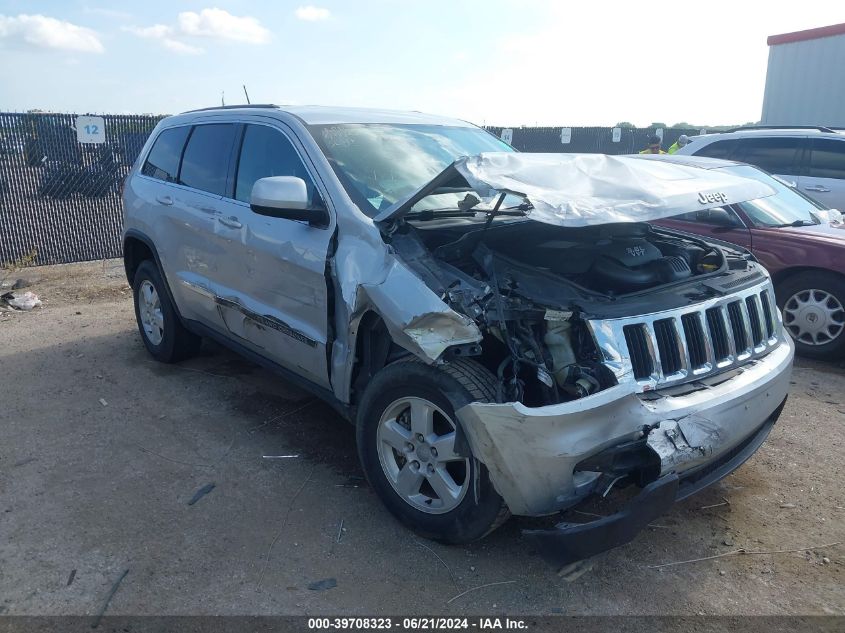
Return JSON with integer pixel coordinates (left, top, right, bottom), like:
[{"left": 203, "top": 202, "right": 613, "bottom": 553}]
[
  {"left": 156, "top": 195, "right": 173, "bottom": 206},
  {"left": 217, "top": 215, "right": 243, "bottom": 229},
  {"left": 804, "top": 185, "right": 831, "bottom": 193}
]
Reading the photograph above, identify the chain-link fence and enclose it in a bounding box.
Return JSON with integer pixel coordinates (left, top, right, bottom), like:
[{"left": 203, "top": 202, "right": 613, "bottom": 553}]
[
  {"left": 0, "top": 112, "right": 162, "bottom": 268},
  {"left": 0, "top": 112, "right": 702, "bottom": 268}
]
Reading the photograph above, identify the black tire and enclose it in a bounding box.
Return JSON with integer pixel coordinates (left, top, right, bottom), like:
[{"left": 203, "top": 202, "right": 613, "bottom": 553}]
[
  {"left": 356, "top": 358, "right": 509, "bottom": 544},
  {"left": 132, "top": 260, "right": 201, "bottom": 363},
  {"left": 776, "top": 271, "right": 845, "bottom": 360}
]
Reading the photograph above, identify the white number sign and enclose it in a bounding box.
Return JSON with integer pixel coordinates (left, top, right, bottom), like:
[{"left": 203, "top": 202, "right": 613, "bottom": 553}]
[
  {"left": 500, "top": 128, "right": 513, "bottom": 144},
  {"left": 560, "top": 128, "right": 572, "bottom": 144},
  {"left": 612, "top": 128, "right": 622, "bottom": 143},
  {"left": 76, "top": 116, "right": 106, "bottom": 144}
]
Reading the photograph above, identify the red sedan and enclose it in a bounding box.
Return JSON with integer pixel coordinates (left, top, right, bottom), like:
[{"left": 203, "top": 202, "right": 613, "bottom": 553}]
[{"left": 649, "top": 156, "right": 845, "bottom": 360}]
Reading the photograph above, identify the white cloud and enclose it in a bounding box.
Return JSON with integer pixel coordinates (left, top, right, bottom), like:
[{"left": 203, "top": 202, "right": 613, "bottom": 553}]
[
  {"left": 295, "top": 6, "right": 331, "bottom": 21},
  {"left": 162, "top": 39, "right": 204, "bottom": 55},
  {"left": 176, "top": 8, "right": 270, "bottom": 43},
  {"left": 0, "top": 13, "right": 104, "bottom": 53},
  {"left": 125, "top": 8, "right": 270, "bottom": 53},
  {"left": 122, "top": 24, "right": 203, "bottom": 55}
]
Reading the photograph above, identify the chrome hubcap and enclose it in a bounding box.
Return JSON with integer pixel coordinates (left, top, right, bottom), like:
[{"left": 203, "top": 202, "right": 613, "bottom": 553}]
[
  {"left": 783, "top": 288, "right": 845, "bottom": 346},
  {"left": 138, "top": 280, "right": 164, "bottom": 346},
  {"left": 376, "top": 397, "right": 470, "bottom": 514}
]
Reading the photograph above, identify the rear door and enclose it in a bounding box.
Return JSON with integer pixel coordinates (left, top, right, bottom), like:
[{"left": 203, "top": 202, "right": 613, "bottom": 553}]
[
  {"left": 134, "top": 122, "right": 238, "bottom": 326},
  {"left": 799, "top": 138, "right": 845, "bottom": 210},
  {"left": 209, "top": 120, "right": 335, "bottom": 388},
  {"left": 164, "top": 122, "right": 239, "bottom": 328},
  {"left": 731, "top": 136, "right": 807, "bottom": 184}
]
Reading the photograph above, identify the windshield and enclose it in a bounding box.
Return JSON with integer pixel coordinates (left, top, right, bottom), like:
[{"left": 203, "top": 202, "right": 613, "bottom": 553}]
[
  {"left": 724, "top": 165, "right": 826, "bottom": 227},
  {"left": 310, "top": 123, "right": 514, "bottom": 217}
]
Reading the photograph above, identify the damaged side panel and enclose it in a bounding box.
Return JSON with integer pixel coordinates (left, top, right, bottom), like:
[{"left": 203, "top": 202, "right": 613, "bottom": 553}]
[{"left": 358, "top": 260, "right": 482, "bottom": 362}]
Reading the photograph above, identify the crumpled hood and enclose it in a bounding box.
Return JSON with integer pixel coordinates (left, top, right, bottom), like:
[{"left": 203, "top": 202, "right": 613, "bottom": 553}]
[{"left": 377, "top": 152, "right": 776, "bottom": 227}]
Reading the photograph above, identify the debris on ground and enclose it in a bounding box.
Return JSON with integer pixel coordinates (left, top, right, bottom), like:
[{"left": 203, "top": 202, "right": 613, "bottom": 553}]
[
  {"left": 91, "top": 568, "right": 129, "bottom": 629},
  {"left": 262, "top": 454, "right": 300, "bottom": 459},
  {"left": 187, "top": 483, "right": 216, "bottom": 506},
  {"left": 1, "top": 290, "right": 42, "bottom": 311},
  {"left": 646, "top": 541, "right": 842, "bottom": 569},
  {"left": 11, "top": 279, "right": 32, "bottom": 290},
  {"left": 307, "top": 578, "right": 337, "bottom": 591},
  {"left": 558, "top": 560, "right": 594, "bottom": 583},
  {"left": 447, "top": 580, "right": 517, "bottom": 604},
  {"left": 780, "top": 503, "right": 797, "bottom": 509},
  {"left": 98, "top": 398, "right": 108, "bottom": 407},
  {"left": 66, "top": 569, "right": 76, "bottom": 586}
]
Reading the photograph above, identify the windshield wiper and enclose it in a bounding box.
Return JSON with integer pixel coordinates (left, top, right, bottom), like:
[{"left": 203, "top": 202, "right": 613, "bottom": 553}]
[
  {"left": 404, "top": 208, "right": 528, "bottom": 221},
  {"left": 771, "top": 219, "right": 817, "bottom": 228}
]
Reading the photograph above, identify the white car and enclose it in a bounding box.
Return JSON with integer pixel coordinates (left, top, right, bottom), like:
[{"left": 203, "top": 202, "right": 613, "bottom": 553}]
[{"left": 676, "top": 126, "right": 845, "bottom": 211}]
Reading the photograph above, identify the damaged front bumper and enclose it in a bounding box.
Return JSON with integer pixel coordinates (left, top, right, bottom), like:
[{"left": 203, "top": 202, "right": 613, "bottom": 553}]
[{"left": 456, "top": 337, "right": 793, "bottom": 566}]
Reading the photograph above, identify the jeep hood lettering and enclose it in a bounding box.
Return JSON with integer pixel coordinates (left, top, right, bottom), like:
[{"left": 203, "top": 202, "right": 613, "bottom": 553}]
[{"left": 375, "top": 152, "right": 776, "bottom": 226}]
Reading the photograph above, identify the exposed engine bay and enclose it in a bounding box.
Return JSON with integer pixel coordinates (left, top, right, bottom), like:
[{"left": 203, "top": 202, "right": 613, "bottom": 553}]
[{"left": 387, "top": 217, "right": 757, "bottom": 407}]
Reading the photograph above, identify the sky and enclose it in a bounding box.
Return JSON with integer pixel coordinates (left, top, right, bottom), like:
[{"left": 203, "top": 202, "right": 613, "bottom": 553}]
[{"left": 0, "top": 1, "right": 844, "bottom": 127}]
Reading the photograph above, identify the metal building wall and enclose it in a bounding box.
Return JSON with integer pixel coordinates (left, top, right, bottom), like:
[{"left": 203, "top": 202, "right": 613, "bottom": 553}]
[{"left": 761, "top": 34, "right": 845, "bottom": 126}]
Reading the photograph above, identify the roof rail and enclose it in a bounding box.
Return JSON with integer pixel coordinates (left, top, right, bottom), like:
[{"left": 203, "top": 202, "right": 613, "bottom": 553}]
[
  {"left": 725, "top": 125, "right": 837, "bottom": 133},
  {"left": 184, "top": 103, "right": 279, "bottom": 113}
]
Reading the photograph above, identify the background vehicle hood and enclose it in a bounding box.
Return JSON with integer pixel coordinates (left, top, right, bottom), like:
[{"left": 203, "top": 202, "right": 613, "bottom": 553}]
[
  {"left": 756, "top": 220, "right": 845, "bottom": 247},
  {"left": 377, "top": 152, "right": 776, "bottom": 227}
]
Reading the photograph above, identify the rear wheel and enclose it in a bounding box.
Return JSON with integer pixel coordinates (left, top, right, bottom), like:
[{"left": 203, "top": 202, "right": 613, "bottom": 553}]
[
  {"left": 132, "top": 260, "right": 201, "bottom": 363},
  {"left": 356, "top": 359, "right": 509, "bottom": 543},
  {"left": 776, "top": 271, "right": 845, "bottom": 360}
]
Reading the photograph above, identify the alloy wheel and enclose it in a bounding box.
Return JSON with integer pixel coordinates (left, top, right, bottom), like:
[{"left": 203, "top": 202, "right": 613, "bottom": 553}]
[
  {"left": 138, "top": 279, "right": 164, "bottom": 346},
  {"left": 376, "top": 396, "right": 470, "bottom": 514}
]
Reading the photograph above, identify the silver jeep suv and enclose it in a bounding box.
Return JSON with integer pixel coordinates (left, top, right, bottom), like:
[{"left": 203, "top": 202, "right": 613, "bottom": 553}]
[{"left": 123, "top": 105, "right": 793, "bottom": 567}]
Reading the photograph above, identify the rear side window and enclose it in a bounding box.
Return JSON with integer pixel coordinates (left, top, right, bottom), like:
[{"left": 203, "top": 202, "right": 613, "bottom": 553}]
[
  {"left": 694, "top": 139, "right": 737, "bottom": 160},
  {"left": 235, "top": 124, "right": 317, "bottom": 204},
  {"left": 141, "top": 126, "right": 190, "bottom": 182},
  {"left": 807, "top": 139, "right": 845, "bottom": 180},
  {"left": 733, "top": 137, "right": 803, "bottom": 174},
  {"left": 179, "top": 124, "right": 237, "bottom": 196}
]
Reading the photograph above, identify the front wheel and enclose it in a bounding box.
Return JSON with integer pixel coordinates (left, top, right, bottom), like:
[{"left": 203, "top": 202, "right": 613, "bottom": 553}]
[
  {"left": 132, "top": 260, "right": 201, "bottom": 363},
  {"left": 776, "top": 271, "right": 845, "bottom": 360},
  {"left": 356, "top": 359, "right": 509, "bottom": 544}
]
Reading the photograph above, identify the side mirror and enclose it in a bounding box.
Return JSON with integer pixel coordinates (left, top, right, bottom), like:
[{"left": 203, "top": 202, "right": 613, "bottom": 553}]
[
  {"left": 250, "top": 176, "right": 329, "bottom": 227},
  {"left": 696, "top": 207, "right": 739, "bottom": 228}
]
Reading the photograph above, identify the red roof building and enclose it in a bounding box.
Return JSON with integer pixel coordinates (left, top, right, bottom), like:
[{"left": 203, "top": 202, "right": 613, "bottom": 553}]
[{"left": 762, "top": 22, "right": 845, "bottom": 127}]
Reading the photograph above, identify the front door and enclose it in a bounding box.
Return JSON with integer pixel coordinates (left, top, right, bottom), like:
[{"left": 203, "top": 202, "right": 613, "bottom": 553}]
[{"left": 210, "top": 121, "right": 334, "bottom": 389}]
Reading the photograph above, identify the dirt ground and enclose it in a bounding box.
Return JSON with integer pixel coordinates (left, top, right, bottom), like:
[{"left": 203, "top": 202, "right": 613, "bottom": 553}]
[{"left": 1, "top": 260, "right": 843, "bottom": 616}]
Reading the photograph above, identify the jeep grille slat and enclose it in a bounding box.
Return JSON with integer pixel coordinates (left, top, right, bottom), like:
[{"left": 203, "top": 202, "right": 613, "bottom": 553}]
[
  {"left": 706, "top": 306, "right": 731, "bottom": 363},
  {"left": 681, "top": 313, "right": 708, "bottom": 370},
  {"left": 760, "top": 289, "right": 776, "bottom": 340},
  {"left": 727, "top": 301, "right": 749, "bottom": 355},
  {"left": 589, "top": 280, "right": 782, "bottom": 392},
  {"left": 746, "top": 295, "right": 765, "bottom": 348},
  {"left": 623, "top": 324, "right": 653, "bottom": 380},
  {"left": 653, "top": 318, "right": 682, "bottom": 376}
]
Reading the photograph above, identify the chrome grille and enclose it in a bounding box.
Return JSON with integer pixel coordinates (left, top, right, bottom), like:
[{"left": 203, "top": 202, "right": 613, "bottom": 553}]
[{"left": 589, "top": 283, "right": 782, "bottom": 390}]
